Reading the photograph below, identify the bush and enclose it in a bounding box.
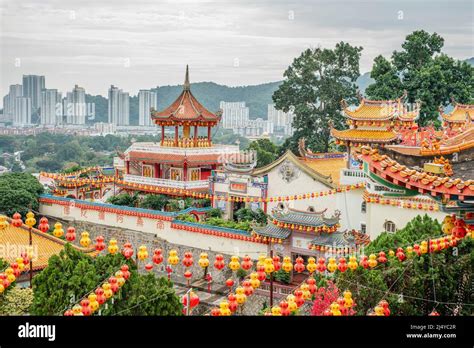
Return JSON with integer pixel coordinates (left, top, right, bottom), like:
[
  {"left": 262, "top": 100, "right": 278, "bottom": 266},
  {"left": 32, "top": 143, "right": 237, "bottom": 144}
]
[
  {"left": 207, "top": 208, "right": 223, "bottom": 219},
  {"left": 140, "top": 194, "right": 168, "bottom": 211},
  {"left": 0, "top": 287, "right": 34, "bottom": 315},
  {"left": 0, "top": 173, "right": 44, "bottom": 216},
  {"left": 107, "top": 193, "right": 138, "bottom": 207},
  {"left": 273, "top": 269, "right": 291, "bottom": 284}
]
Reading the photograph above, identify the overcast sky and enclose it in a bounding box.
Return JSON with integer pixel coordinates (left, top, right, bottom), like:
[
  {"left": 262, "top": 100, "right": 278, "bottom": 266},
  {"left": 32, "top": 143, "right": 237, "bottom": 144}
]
[{"left": 0, "top": 0, "right": 472, "bottom": 100}]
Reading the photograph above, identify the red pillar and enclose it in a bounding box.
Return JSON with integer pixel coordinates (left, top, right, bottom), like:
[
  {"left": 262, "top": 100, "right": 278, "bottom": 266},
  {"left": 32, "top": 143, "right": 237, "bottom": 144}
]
[
  {"left": 207, "top": 126, "right": 211, "bottom": 144},
  {"left": 183, "top": 161, "right": 188, "bottom": 182},
  {"left": 154, "top": 163, "right": 159, "bottom": 178},
  {"left": 174, "top": 126, "right": 179, "bottom": 146},
  {"left": 194, "top": 125, "right": 198, "bottom": 146},
  {"left": 126, "top": 161, "right": 130, "bottom": 174},
  {"left": 161, "top": 125, "right": 165, "bottom": 146}
]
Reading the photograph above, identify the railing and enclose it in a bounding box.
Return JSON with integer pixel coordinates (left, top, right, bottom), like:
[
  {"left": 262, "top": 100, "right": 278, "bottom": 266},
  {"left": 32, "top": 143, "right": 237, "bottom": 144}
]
[
  {"left": 342, "top": 168, "right": 367, "bottom": 178},
  {"left": 255, "top": 281, "right": 298, "bottom": 298},
  {"left": 123, "top": 174, "right": 208, "bottom": 189},
  {"left": 126, "top": 142, "right": 239, "bottom": 155}
]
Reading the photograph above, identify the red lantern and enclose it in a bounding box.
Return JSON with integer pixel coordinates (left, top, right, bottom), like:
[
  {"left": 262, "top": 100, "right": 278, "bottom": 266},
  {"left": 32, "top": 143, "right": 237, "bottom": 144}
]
[
  {"left": 225, "top": 278, "right": 234, "bottom": 288},
  {"left": 211, "top": 308, "right": 221, "bottom": 316},
  {"left": 280, "top": 300, "right": 290, "bottom": 316},
  {"left": 38, "top": 217, "right": 49, "bottom": 233},
  {"left": 120, "top": 265, "right": 130, "bottom": 280},
  {"left": 395, "top": 248, "right": 406, "bottom": 262},
  {"left": 12, "top": 213, "right": 22, "bottom": 227},
  {"left": 184, "top": 270, "right": 192, "bottom": 280},
  {"left": 337, "top": 258, "right": 348, "bottom": 273},
  {"left": 95, "top": 288, "right": 106, "bottom": 305},
  {"left": 64, "top": 309, "right": 74, "bottom": 316},
  {"left": 272, "top": 256, "right": 281, "bottom": 271},
  {"left": 81, "top": 299, "right": 91, "bottom": 316},
  {"left": 377, "top": 251, "right": 387, "bottom": 263},
  {"left": 145, "top": 263, "right": 153, "bottom": 272},
  {"left": 66, "top": 227, "right": 76, "bottom": 242},
  {"left": 228, "top": 300, "right": 238, "bottom": 312},
  {"left": 109, "top": 277, "right": 119, "bottom": 293},
  {"left": 182, "top": 251, "right": 194, "bottom": 268},
  {"left": 360, "top": 255, "right": 369, "bottom": 269},
  {"left": 317, "top": 258, "right": 326, "bottom": 273},
  {"left": 428, "top": 309, "right": 440, "bottom": 316},
  {"left": 294, "top": 257, "right": 305, "bottom": 273},
  {"left": 241, "top": 255, "right": 253, "bottom": 271},
  {"left": 153, "top": 249, "right": 164, "bottom": 265},
  {"left": 214, "top": 254, "right": 225, "bottom": 270}
]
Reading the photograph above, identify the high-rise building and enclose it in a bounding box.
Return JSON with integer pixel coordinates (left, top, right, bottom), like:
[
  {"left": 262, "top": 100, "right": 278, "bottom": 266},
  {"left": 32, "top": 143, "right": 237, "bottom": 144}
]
[
  {"left": 138, "top": 89, "right": 158, "bottom": 126},
  {"left": 108, "top": 85, "right": 129, "bottom": 126},
  {"left": 40, "top": 89, "right": 61, "bottom": 125},
  {"left": 13, "top": 97, "right": 32, "bottom": 126},
  {"left": 63, "top": 85, "right": 86, "bottom": 124},
  {"left": 22, "top": 75, "right": 45, "bottom": 116},
  {"left": 3, "top": 84, "right": 23, "bottom": 121},
  {"left": 267, "top": 104, "right": 295, "bottom": 136},
  {"left": 220, "top": 101, "right": 250, "bottom": 129}
]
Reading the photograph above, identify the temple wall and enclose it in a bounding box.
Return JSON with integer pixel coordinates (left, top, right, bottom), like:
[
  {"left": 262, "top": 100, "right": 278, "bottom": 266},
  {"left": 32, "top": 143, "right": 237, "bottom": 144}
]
[
  {"left": 365, "top": 203, "right": 447, "bottom": 240},
  {"left": 39, "top": 198, "right": 267, "bottom": 258}
]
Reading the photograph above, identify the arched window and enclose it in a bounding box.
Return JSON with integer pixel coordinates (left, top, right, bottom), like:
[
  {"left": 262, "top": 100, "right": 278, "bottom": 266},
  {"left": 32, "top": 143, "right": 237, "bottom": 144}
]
[
  {"left": 361, "top": 201, "right": 367, "bottom": 213},
  {"left": 383, "top": 220, "right": 396, "bottom": 233},
  {"left": 277, "top": 203, "right": 285, "bottom": 210},
  {"left": 307, "top": 206, "right": 315, "bottom": 212}
]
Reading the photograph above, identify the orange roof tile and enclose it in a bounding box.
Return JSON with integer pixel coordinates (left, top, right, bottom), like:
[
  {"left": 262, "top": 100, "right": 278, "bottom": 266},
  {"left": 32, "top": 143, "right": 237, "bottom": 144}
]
[
  {"left": 300, "top": 157, "right": 346, "bottom": 185},
  {"left": 0, "top": 223, "right": 97, "bottom": 271},
  {"left": 331, "top": 128, "right": 398, "bottom": 143},
  {"left": 341, "top": 95, "right": 419, "bottom": 121}
]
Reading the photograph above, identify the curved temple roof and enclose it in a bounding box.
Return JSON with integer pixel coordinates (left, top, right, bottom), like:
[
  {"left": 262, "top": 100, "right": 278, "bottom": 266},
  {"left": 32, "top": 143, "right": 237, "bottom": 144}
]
[
  {"left": 151, "top": 65, "right": 222, "bottom": 125},
  {"left": 440, "top": 102, "right": 474, "bottom": 124}
]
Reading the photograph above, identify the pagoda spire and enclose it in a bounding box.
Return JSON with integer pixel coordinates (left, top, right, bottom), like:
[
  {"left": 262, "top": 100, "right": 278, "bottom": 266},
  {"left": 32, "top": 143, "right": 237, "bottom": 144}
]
[{"left": 184, "top": 65, "right": 190, "bottom": 91}]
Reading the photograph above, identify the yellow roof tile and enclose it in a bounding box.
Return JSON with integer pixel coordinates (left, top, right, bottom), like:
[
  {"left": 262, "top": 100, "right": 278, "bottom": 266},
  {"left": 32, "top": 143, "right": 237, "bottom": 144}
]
[
  {"left": 331, "top": 128, "right": 398, "bottom": 143},
  {"left": 300, "top": 157, "right": 346, "bottom": 185},
  {"left": 442, "top": 103, "right": 474, "bottom": 123}
]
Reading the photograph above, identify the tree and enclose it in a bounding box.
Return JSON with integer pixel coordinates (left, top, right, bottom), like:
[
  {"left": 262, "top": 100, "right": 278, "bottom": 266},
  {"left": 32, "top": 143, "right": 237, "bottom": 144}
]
[
  {"left": 0, "top": 173, "right": 44, "bottom": 216},
  {"left": 31, "top": 244, "right": 182, "bottom": 316},
  {"left": 107, "top": 192, "right": 139, "bottom": 207},
  {"left": 335, "top": 215, "right": 473, "bottom": 315},
  {"left": 273, "top": 42, "right": 362, "bottom": 152},
  {"left": 366, "top": 30, "right": 474, "bottom": 126},
  {"left": 311, "top": 280, "right": 341, "bottom": 316},
  {"left": 0, "top": 287, "right": 34, "bottom": 315},
  {"left": 140, "top": 194, "right": 168, "bottom": 211},
  {"left": 247, "top": 139, "right": 280, "bottom": 168}
]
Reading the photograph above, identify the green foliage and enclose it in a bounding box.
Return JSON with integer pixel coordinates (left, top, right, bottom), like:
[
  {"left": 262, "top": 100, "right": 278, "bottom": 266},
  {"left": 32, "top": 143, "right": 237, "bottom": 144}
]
[
  {"left": 204, "top": 217, "right": 251, "bottom": 232},
  {"left": 207, "top": 208, "right": 223, "bottom": 219},
  {"left": 273, "top": 42, "right": 363, "bottom": 152},
  {"left": 247, "top": 139, "right": 280, "bottom": 168},
  {"left": 273, "top": 269, "right": 291, "bottom": 284},
  {"left": 234, "top": 208, "right": 267, "bottom": 224},
  {"left": 0, "top": 286, "right": 34, "bottom": 315},
  {"left": 336, "top": 215, "right": 473, "bottom": 316},
  {"left": 0, "top": 173, "right": 44, "bottom": 216},
  {"left": 139, "top": 194, "right": 168, "bottom": 211},
  {"left": 107, "top": 193, "right": 139, "bottom": 207},
  {"left": 236, "top": 268, "right": 248, "bottom": 279},
  {"left": 31, "top": 244, "right": 182, "bottom": 316},
  {"left": 176, "top": 214, "right": 197, "bottom": 222},
  {"left": 366, "top": 30, "right": 474, "bottom": 126}
]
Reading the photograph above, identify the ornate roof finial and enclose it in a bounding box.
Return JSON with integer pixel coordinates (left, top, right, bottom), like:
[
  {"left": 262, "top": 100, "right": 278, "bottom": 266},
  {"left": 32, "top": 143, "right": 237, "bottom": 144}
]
[{"left": 184, "top": 64, "right": 190, "bottom": 90}]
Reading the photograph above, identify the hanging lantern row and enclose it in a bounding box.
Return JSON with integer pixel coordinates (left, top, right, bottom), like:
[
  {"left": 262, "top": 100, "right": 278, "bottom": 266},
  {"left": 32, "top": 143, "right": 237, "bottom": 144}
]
[
  {"left": 114, "top": 180, "right": 364, "bottom": 203},
  {"left": 270, "top": 219, "right": 339, "bottom": 234},
  {"left": 64, "top": 264, "right": 130, "bottom": 316},
  {"left": 364, "top": 196, "right": 440, "bottom": 212},
  {"left": 172, "top": 221, "right": 267, "bottom": 244},
  {"left": 40, "top": 166, "right": 103, "bottom": 180},
  {"left": 308, "top": 243, "right": 358, "bottom": 255}
]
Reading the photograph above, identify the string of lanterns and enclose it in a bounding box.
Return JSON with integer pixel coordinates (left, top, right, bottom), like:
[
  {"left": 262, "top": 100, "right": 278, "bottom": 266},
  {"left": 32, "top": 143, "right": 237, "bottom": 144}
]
[
  {"left": 64, "top": 264, "right": 130, "bottom": 316},
  {"left": 364, "top": 194, "right": 440, "bottom": 212}
]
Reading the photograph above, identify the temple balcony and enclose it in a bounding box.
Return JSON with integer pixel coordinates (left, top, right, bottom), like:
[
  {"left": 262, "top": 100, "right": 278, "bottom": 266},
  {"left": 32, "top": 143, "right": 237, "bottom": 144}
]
[
  {"left": 123, "top": 174, "right": 209, "bottom": 190},
  {"left": 339, "top": 168, "right": 367, "bottom": 185},
  {"left": 125, "top": 142, "right": 239, "bottom": 156}
]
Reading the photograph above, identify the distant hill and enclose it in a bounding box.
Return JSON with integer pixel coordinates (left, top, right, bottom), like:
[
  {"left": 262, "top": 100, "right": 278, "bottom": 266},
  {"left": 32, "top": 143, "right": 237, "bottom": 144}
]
[{"left": 87, "top": 57, "right": 473, "bottom": 125}]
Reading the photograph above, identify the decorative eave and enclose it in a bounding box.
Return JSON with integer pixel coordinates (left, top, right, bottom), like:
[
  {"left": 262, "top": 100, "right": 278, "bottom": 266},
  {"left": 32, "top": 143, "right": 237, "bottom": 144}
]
[
  {"left": 359, "top": 146, "right": 474, "bottom": 202},
  {"left": 252, "top": 150, "right": 337, "bottom": 188},
  {"left": 331, "top": 128, "right": 398, "bottom": 143},
  {"left": 440, "top": 102, "right": 474, "bottom": 124}
]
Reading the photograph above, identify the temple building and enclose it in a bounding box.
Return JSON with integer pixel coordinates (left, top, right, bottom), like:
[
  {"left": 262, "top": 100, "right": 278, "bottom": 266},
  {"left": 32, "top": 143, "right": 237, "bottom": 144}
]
[
  {"left": 114, "top": 66, "right": 240, "bottom": 196},
  {"left": 331, "top": 93, "right": 420, "bottom": 167},
  {"left": 440, "top": 101, "right": 474, "bottom": 132}
]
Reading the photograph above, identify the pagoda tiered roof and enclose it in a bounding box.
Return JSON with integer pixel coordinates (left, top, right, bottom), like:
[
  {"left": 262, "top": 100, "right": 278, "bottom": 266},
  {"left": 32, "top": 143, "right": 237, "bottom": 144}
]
[
  {"left": 331, "top": 128, "right": 398, "bottom": 144},
  {"left": 151, "top": 65, "right": 221, "bottom": 126},
  {"left": 440, "top": 102, "right": 474, "bottom": 124}
]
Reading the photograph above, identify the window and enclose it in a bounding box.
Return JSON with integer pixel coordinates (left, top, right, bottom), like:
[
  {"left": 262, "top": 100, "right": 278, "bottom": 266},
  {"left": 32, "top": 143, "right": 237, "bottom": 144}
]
[
  {"left": 360, "top": 223, "right": 367, "bottom": 234},
  {"left": 307, "top": 206, "right": 315, "bottom": 212},
  {"left": 277, "top": 203, "right": 285, "bottom": 210},
  {"left": 383, "top": 220, "right": 396, "bottom": 233},
  {"left": 361, "top": 201, "right": 367, "bottom": 213}
]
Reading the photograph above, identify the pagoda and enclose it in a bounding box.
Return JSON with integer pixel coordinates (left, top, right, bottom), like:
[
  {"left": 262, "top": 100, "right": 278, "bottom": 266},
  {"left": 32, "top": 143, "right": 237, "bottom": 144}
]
[
  {"left": 116, "top": 66, "right": 240, "bottom": 196},
  {"left": 331, "top": 93, "right": 419, "bottom": 167}
]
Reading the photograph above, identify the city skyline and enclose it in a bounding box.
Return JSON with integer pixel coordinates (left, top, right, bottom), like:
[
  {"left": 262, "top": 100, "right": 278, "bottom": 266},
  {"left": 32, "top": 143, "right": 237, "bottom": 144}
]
[{"left": 1, "top": 0, "right": 472, "bottom": 100}]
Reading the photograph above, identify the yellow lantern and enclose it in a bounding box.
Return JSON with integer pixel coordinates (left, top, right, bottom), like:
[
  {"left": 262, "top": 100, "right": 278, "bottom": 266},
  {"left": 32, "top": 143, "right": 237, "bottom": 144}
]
[
  {"left": 228, "top": 256, "right": 240, "bottom": 271},
  {"left": 198, "top": 253, "right": 210, "bottom": 268},
  {"left": 327, "top": 258, "right": 337, "bottom": 273},
  {"left": 72, "top": 304, "right": 84, "bottom": 316},
  {"left": 53, "top": 222, "right": 64, "bottom": 238},
  {"left": 420, "top": 241, "right": 428, "bottom": 254},
  {"left": 168, "top": 249, "right": 179, "bottom": 265},
  {"left": 271, "top": 306, "right": 282, "bottom": 316},
  {"left": 0, "top": 284, "right": 4, "bottom": 294},
  {"left": 80, "top": 231, "right": 91, "bottom": 247},
  {"left": 25, "top": 211, "right": 36, "bottom": 228},
  {"left": 368, "top": 254, "right": 378, "bottom": 268},
  {"left": 102, "top": 282, "right": 113, "bottom": 299},
  {"left": 88, "top": 293, "right": 100, "bottom": 312},
  {"left": 5, "top": 267, "right": 16, "bottom": 283},
  {"left": 300, "top": 284, "right": 311, "bottom": 300},
  {"left": 115, "top": 271, "right": 126, "bottom": 287},
  {"left": 235, "top": 286, "right": 247, "bottom": 304},
  {"left": 257, "top": 254, "right": 266, "bottom": 268},
  {"left": 343, "top": 290, "right": 353, "bottom": 308},
  {"left": 287, "top": 299, "right": 298, "bottom": 312},
  {"left": 263, "top": 257, "right": 275, "bottom": 274},
  {"left": 249, "top": 272, "right": 261, "bottom": 288},
  {"left": 137, "top": 245, "right": 149, "bottom": 261},
  {"left": 108, "top": 239, "right": 119, "bottom": 254},
  {"left": 281, "top": 256, "right": 293, "bottom": 273},
  {"left": 0, "top": 215, "right": 9, "bottom": 230},
  {"left": 388, "top": 249, "right": 395, "bottom": 257},
  {"left": 348, "top": 256, "right": 358, "bottom": 271},
  {"left": 306, "top": 257, "right": 317, "bottom": 273},
  {"left": 330, "top": 302, "right": 341, "bottom": 316},
  {"left": 374, "top": 305, "right": 385, "bottom": 316},
  {"left": 219, "top": 301, "right": 231, "bottom": 316}
]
